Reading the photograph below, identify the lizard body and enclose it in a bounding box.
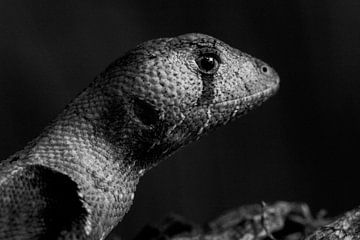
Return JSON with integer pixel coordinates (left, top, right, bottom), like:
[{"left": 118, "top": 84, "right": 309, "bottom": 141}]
[{"left": 0, "top": 33, "right": 279, "bottom": 239}]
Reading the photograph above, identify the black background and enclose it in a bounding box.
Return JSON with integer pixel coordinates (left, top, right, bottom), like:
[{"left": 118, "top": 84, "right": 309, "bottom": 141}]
[{"left": 1, "top": 0, "right": 360, "bottom": 238}]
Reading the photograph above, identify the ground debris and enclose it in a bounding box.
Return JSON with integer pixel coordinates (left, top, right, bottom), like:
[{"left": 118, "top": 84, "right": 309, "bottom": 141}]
[{"left": 123, "top": 201, "right": 331, "bottom": 240}]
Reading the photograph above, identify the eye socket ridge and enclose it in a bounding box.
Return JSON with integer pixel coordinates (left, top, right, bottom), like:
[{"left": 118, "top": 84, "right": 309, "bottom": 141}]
[{"left": 195, "top": 49, "right": 221, "bottom": 75}]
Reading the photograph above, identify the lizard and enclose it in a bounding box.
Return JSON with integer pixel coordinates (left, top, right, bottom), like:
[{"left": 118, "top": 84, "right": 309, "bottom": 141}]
[{"left": 0, "top": 33, "right": 279, "bottom": 240}]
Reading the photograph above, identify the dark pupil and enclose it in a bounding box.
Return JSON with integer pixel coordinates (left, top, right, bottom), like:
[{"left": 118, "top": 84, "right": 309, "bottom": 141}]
[
  {"left": 262, "top": 66, "right": 268, "bottom": 73},
  {"left": 200, "top": 56, "right": 215, "bottom": 71}
]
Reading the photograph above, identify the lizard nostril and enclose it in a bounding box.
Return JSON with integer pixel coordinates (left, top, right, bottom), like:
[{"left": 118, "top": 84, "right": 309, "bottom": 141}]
[
  {"left": 261, "top": 66, "right": 268, "bottom": 73},
  {"left": 259, "top": 63, "right": 276, "bottom": 79}
]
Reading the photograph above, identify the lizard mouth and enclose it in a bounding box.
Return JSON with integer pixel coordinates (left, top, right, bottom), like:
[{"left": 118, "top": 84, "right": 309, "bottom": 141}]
[
  {"left": 176, "top": 83, "right": 279, "bottom": 132},
  {"left": 211, "top": 83, "right": 279, "bottom": 109}
]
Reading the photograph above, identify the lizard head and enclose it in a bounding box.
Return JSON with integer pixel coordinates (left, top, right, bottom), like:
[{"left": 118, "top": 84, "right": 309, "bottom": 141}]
[{"left": 100, "top": 33, "right": 279, "bottom": 170}]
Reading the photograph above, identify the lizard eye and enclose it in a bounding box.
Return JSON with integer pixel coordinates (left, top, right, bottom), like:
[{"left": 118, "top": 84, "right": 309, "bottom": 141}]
[
  {"left": 196, "top": 53, "right": 220, "bottom": 74},
  {"left": 133, "top": 98, "right": 159, "bottom": 126}
]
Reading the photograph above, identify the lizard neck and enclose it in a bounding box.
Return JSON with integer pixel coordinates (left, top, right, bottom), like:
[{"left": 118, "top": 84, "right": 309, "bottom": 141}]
[
  {"left": 21, "top": 78, "right": 143, "bottom": 237},
  {"left": 27, "top": 80, "right": 141, "bottom": 183}
]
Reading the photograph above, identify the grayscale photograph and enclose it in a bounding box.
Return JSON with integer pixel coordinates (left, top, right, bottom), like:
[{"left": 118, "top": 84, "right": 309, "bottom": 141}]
[{"left": 0, "top": 1, "right": 359, "bottom": 239}]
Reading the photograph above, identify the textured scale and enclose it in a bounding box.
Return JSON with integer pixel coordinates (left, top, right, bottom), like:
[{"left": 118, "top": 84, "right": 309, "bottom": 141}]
[{"left": 0, "top": 33, "right": 279, "bottom": 239}]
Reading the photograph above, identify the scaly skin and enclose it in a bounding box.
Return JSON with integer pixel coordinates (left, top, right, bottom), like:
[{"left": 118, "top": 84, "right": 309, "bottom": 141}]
[{"left": 0, "top": 33, "right": 279, "bottom": 239}]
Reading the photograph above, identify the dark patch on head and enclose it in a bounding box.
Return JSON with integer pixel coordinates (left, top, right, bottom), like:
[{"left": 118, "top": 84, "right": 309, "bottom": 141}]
[
  {"left": 98, "top": 94, "right": 172, "bottom": 168},
  {"left": 197, "top": 74, "right": 216, "bottom": 105},
  {"left": 195, "top": 48, "right": 221, "bottom": 106},
  {"left": 133, "top": 98, "right": 159, "bottom": 126}
]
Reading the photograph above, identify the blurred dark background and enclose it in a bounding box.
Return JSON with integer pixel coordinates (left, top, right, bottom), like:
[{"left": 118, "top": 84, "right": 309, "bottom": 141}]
[{"left": 1, "top": 0, "right": 360, "bottom": 238}]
